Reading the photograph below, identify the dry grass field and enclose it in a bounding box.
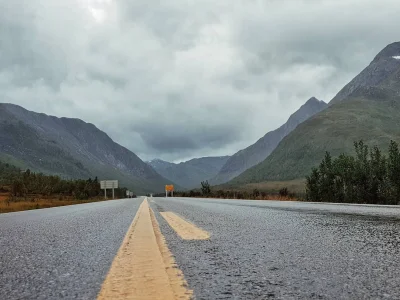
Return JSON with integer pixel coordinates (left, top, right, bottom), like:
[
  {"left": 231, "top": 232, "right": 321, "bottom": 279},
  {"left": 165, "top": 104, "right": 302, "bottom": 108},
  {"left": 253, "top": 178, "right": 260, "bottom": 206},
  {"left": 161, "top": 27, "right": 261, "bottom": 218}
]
[
  {"left": 0, "top": 193, "right": 107, "bottom": 214},
  {"left": 238, "top": 179, "right": 306, "bottom": 194},
  {"left": 219, "top": 179, "right": 306, "bottom": 195}
]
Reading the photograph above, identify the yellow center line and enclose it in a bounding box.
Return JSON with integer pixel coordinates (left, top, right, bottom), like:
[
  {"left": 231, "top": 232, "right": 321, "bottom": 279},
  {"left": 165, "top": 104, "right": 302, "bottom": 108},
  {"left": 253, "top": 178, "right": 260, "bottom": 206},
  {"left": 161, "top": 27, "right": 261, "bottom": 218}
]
[
  {"left": 160, "top": 212, "right": 210, "bottom": 240},
  {"left": 97, "top": 199, "right": 192, "bottom": 300}
]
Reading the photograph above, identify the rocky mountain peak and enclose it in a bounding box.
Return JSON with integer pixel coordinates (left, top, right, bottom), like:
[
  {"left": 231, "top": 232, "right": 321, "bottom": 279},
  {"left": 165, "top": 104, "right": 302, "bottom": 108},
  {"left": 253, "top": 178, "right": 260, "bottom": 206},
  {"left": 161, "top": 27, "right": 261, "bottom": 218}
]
[
  {"left": 330, "top": 41, "right": 400, "bottom": 105},
  {"left": 286, "top": 98, "right": 327, "bottom": 128},
  {"left": 372, "top": 41, "right": 400, "bottom": 62}
]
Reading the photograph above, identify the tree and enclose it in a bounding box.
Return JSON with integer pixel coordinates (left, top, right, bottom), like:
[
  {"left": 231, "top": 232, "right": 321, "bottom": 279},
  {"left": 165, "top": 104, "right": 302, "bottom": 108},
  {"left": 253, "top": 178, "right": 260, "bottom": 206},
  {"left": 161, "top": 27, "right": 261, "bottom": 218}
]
[
  {"left": 319, "top": 152, "right": 335, "bottom": 202},
  {"left": 388, "top": 140, "right": 400, "bottom": 204},
  {"left": 201, "top": 180, "right": 211, "bottom": 196},
  {"left": 369, "top": 146, "right": 387, "bottom": 204},
  {"left": 306, "top": 168, "right": 321, "bottom": 202},
  {"left": 353, "top": 140, "right": 371, "bottom": 203},
  {"left": 305, "top": 140, "right": 400, "bottom": 205}
]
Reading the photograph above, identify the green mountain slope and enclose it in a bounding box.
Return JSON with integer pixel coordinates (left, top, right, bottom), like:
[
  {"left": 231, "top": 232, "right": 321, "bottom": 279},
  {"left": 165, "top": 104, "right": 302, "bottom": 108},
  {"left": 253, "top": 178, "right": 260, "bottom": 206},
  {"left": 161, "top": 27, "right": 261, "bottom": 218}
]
[
  {"left": 228, "top": 42, "right": 400, "bottom": 186},
  {"left": 211, "top": 97, "right": 327, "bottom": 185},
  {"left": 0, "top": 103, "right": 175, "bottom": 194},
  {"left": 229, "top": 96, "right": 400, "bottom": 185}
]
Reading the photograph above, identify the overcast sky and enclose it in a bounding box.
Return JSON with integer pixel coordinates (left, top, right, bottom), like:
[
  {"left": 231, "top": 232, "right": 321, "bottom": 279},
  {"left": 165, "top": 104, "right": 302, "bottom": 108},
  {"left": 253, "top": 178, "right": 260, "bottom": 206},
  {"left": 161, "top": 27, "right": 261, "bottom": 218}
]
[{"left": 0, "top": 0, "right": 399, "bottom": 162}]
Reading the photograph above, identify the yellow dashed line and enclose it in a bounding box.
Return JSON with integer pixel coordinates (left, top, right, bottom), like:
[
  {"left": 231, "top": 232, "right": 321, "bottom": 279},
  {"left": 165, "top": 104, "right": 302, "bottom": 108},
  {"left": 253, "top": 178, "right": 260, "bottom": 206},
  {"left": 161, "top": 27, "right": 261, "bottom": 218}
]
[
  {"left": 160, "top": 212, "right": 210, "bottom": 240},
  {"left": 97, "top": 199, "right": 192, "bottom": 300}
]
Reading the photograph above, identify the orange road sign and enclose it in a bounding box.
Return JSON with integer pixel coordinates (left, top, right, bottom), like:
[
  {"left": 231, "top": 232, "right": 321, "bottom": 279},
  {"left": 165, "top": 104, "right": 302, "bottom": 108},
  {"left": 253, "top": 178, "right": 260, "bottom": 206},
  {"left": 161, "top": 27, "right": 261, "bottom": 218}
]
[{"left": 165, "top": 185, "right": 174, "bottom": 192}]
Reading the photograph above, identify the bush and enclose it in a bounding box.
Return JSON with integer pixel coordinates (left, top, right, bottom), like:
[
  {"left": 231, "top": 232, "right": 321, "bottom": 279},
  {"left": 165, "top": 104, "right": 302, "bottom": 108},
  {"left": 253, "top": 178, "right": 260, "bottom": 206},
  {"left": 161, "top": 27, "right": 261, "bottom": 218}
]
[
  {"left": 279, "top": 187, "right": 289, "bottom": 197},
  {"left": 306, "top": 140, "right": 400, "bottom": 205},
  {"left": 253, "top": 189, "right": 260, "bottom": 198}
]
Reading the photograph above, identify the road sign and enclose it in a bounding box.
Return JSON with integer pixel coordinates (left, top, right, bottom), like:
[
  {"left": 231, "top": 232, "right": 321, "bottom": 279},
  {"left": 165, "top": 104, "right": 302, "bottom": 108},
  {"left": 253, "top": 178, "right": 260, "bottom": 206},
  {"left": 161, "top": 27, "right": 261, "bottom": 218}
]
[
  {"left": 129, "top": 191, "right": 134, "bottom": 197},
  {"left": 165, "top": 185, "right": 174, "bottom": 192},
  {"left": 101, "top": 180, "right": 118, "bottom": 199},
  {"left": 165, "top": 185, "right": 174, "bottom": 198},
  {"left": 101, "top": 180, "right": 119, "bottom": 189}
]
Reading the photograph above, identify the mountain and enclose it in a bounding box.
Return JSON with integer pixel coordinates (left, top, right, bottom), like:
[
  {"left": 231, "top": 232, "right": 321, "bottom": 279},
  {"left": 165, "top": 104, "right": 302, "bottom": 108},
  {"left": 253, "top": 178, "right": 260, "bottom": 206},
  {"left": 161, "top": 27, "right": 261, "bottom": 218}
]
[
  {"left": 211, "top": 97, "right": 328, "bottom": 185},
  {"left": 147, "top": 159, "right": 175, "bottom": 171},
  {"left": 0, "top": 103, "right": 174, "bottom": 194},
  {"left": 331, "top": 42, "right": 400, "bottom": 105},
  {"left": 147, "top": 156, "right": 230, "bottom": 189},
  {"left": 227, "top": 42, "right": 400, "bottom": 186}
]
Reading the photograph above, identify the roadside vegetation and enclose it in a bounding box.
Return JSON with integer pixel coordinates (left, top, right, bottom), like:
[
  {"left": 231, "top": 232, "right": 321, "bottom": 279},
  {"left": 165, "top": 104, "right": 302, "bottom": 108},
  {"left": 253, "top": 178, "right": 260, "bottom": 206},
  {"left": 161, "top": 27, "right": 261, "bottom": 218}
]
[
  {"left": 154, "top": 140, "right": 400, "bottom": 206},
  {"left": 154, "top": 180, "right": 298, "bottom": 201},
  {"left": 0, "top": 161, "right": 131, "bottom": 213},
  {"left": 306, "top": 140, "right": 400, "bottom": 204}
]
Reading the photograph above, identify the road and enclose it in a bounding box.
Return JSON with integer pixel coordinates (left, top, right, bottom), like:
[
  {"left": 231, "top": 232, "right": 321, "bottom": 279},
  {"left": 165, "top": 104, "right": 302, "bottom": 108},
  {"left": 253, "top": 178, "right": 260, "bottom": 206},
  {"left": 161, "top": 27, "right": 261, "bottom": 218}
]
[{"left": 2, "top": 197, "right": 400, "bottom": 299}]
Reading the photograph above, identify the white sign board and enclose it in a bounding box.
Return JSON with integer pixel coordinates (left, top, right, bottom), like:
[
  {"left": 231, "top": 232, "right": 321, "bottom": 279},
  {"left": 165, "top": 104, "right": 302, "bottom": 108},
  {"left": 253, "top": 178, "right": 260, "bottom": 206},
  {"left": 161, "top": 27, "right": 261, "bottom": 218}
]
[
  {"left": 100, "top": 180, "right": 119, "bottom": 189},
  {"left": 129, "top": 191, "right": 134, "bottom": 197}
]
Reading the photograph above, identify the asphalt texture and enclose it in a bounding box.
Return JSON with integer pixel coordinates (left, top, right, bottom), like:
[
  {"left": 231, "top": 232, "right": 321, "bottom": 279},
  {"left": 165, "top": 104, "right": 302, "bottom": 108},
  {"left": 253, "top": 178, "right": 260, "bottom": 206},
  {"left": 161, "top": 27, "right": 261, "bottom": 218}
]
[
  {"left": 2, "top": 197, "right": 400, "bottom": 300},
  {"left": 150, "top": 198, "right": 400, "bottom": 300},
  {"left": 0, "top": 198, "right": 143, "bottom": 300}
]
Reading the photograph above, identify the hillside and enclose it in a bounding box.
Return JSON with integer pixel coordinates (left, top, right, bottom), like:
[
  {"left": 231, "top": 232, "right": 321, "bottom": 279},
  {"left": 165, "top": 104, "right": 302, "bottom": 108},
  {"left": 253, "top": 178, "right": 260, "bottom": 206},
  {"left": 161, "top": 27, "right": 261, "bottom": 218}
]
[
  {"left": 228, "top": 42, "right": 400, "bottom": 186},
  {"left": 147, "top": 156, "right": 230, "bottom": 189},
  {"left": 211, "top": 97, "right": 327, "bottom": 185},
  {"left": 0, "top": 103, "right": 173, "bottom": 194}
]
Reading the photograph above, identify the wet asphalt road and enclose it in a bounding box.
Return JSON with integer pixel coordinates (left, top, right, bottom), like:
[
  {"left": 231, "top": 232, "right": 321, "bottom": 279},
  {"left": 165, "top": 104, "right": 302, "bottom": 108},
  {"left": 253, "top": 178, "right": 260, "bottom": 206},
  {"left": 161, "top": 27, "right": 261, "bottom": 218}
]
[
  {"left": 150, "top": 198, "right": 400, "bottom": 300},
  {"left": 2, "top": 197, "right": 400, "bottom": 299},
  {"left": 0, "top": 198, "right": 143, "bottom": 300}
]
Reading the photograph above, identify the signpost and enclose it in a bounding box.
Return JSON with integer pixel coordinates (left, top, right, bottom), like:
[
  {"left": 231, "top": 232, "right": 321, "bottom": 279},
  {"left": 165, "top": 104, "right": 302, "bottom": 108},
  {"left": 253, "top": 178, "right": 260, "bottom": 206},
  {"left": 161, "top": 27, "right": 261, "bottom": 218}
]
[
  {"left": 125, "top": 190, "right": 134, "bottom": 198},
  {"left": 101, "top": 180, "right": 118, "bottom": 199},
  {"left": 165, "top": 185, "right": 174, "bottom": 198}
]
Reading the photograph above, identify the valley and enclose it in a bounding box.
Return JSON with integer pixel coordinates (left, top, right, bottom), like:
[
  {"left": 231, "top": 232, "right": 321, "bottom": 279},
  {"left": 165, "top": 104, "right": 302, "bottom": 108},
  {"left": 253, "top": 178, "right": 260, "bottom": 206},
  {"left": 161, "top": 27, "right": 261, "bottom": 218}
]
[{"left": 2, "top": 1, "right": 400, "bottom": 298}]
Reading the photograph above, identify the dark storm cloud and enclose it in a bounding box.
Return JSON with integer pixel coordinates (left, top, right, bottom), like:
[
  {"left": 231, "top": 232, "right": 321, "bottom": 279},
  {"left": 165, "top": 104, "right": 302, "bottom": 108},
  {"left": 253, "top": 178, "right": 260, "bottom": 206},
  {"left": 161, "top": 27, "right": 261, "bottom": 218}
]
[
  {"left": 137, "top": 121, "right": 242, "bottom": 152},
  {"left": 0, "top": 0, "right": 399, "bottom": 162},
  {"left": 0, "top": 1, "right": 70, "bottom": 89}
]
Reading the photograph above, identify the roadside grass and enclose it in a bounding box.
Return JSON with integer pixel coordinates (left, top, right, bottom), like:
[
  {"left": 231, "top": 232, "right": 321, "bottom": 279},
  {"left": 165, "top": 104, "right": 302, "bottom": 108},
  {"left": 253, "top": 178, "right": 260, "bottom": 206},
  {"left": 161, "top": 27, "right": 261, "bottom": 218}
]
[
  {"left": 192, "top": 195, "right": 299, "bottom": 202},
  {"left": 0, "top": 194, "right": 108, "bottom": 214},
  {"left": 235, "top": 179, "right": 306, "bottom": 195},
  {"left": 212, "top": 179, "right": 306, "bottom": 200}
]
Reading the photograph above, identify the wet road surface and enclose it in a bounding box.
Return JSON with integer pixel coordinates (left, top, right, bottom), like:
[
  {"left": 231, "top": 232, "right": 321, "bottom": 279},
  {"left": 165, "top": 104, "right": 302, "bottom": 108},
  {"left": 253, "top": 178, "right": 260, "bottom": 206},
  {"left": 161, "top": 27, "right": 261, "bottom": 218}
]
[
  {"left": 0, "top": 198, "right": 143, "bottom": 300},
  {"left": 2, "top": 197, "right": 400, "bottom": 299},
  {"left": 151, "top": 197, "right": 400, "bottom": 299}
]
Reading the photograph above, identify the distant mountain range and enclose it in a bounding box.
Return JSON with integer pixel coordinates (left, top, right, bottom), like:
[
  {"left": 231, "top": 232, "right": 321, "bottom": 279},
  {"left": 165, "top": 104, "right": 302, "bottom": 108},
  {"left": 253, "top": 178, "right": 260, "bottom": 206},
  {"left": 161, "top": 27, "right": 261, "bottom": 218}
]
[
  {"left": 211, "top": 97, "right": 328, "bottom": 185},
  {"left": 147, "top": 156, "right": 230, "bottom": 189},
  {"left": 3, "top": 41, "right": 399, "bottom": 195},
  {"left": 228, "top": 41, "right": 400, "bottom": 187},
  {"left": 0, "top": 103, "right": 174, "bottom": 194}
]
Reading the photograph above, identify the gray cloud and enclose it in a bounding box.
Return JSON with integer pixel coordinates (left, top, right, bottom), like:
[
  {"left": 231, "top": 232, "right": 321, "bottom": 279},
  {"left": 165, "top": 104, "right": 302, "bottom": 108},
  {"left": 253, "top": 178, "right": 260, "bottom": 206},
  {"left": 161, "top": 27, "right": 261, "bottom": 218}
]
[{"left": 0, "top": 0, "right": 399, "bottom": 162}]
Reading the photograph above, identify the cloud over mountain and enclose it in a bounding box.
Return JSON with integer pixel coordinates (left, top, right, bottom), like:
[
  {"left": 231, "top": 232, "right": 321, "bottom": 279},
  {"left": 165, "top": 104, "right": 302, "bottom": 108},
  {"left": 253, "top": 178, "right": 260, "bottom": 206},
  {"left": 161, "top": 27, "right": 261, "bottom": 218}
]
[{"left": 1, "top": 0, "right": 400, "bottom": 161}]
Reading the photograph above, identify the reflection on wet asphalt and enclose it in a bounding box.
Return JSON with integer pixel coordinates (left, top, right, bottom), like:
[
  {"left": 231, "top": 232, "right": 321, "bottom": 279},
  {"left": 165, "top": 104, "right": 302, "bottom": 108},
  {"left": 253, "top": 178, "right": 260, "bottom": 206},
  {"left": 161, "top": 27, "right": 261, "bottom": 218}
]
[{"left": 151, "top": 198, "right": 400, "bottom": 300}]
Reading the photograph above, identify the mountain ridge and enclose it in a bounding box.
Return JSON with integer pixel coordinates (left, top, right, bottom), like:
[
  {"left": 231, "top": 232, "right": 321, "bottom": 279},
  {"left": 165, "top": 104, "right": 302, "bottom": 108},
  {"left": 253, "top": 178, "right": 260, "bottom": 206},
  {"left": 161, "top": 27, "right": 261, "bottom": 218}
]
[
  {"left": 0, "top": 103, "right": 174, "bottom": 194},
  {"left": 211, "top": 97, "right": 328, "bottom": 185},
  {"left": 330, "top": 42, "right": 400, "bottom": 105},
  {"left": 147, "top": 156, "right": 230, "bottom": 189},
  {"left": 228, "top": 41, "right": 400, "bottom": 186}
]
